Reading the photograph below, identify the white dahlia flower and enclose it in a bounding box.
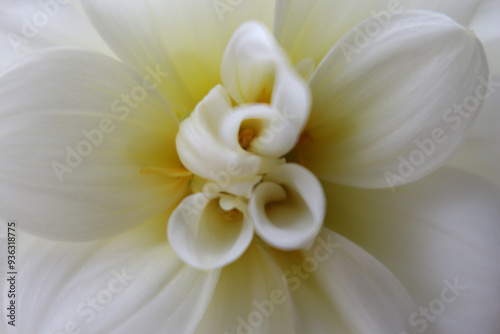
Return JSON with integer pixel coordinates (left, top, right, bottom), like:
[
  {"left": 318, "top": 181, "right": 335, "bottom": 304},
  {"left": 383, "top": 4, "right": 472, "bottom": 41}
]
[{"left": 1, "top": 1, "right": 499, "bottom": 333}]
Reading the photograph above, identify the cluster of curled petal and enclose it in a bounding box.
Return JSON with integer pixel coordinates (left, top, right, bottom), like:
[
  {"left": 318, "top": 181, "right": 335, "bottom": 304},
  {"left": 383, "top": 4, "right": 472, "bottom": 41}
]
[{"left": 168, "top": 22, "right": 326, "bottom": 270}]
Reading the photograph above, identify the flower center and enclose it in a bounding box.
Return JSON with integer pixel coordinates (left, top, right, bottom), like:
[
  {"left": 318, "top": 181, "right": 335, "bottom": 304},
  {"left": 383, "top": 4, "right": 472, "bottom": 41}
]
[
  {"left": 222, "top": 208, "right": 244, "bottom": 221},
  {"left": 238, "top": 127, "right": 258, "bottom": 151},
  {"left": 238, "top": 120, "right": 261, "bottom": 151},
  {"left": 166, "top": 21, "right": 326, "bottom": 270}
]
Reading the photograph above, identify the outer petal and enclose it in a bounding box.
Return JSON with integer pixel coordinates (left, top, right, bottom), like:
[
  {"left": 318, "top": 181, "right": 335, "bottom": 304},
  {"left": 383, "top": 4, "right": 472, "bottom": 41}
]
[
  {"left": 324, "top": 168, "right": 500, "bottom": 334},
  {"left": 470, "top": 0, "right": 500, "bottom": 75},
  {"left": 194, "top": 243, "right": 298, "bottom": 334},
  {"left": 448, "top": 1, "right": 500, "bottom": 186},
  {"left": 274, "top": 0, "right": 481, "bottom": 66},
  {"left": 448, "top": 74, "right": 500, "bottom": 186},
  {"left": 196, "top": 229, "right": 416, "bottom": 334},
  {"left": 82, "top": 0, "right": 275, "bottom": 115},
  {"left": 0, "top": 48, "right": 188, "bottom": 241},
  {"left": 1, "top": 216, "right": 220, "bottom": 334},
  {"left": 403, "top": 0, "right": 481, "bottom": 27},
  {"left": 0, "top": 0, "right": 114, "bottom": 72},
  {"left": 270, "top": 228, "right": 416, "bottom": 334},
  {"left": 297, "top": 11, "right": 488, "bottom": 188}
]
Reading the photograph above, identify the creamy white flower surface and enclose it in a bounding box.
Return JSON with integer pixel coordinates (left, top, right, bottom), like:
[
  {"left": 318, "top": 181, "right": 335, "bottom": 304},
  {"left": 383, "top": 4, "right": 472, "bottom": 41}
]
[
  {"left": 0, "top": 1, "right": 499, "bottom": 334},
  {"left": 169, "top": 23, "right": 325, "bottom": 269},
  {"left": 448, "top": 0, "right": 500, "bottom": 187}
]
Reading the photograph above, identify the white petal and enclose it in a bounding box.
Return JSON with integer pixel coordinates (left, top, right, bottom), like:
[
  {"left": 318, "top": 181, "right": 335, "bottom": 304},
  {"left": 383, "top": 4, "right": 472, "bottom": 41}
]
[
  {"left": 168, "top": 193, "right": 254, "bottom": 270},
  {"left": 82, "top": 0, "right": 275, "bottom": 115},
  {"left": 219, "top": 176, "right": 263, "bottom": 198},
  {"left": 6, "top": 217, "right": 220, "bottom": 334},
  {"left": 0, "top": 0, "right": 114, "bottom": 72},
  {"left": 470, "top": 0, "right": 500, "bottom": 75},
  {"left": 176, "top": 85, "right": 284, "bottom": 182},
  {"left": 298, "top": 10, "right": 488, "bottom": 188},
  {"left": 325, "top": 168, "right": 500, "bottom": 334},
  {"left": 448, "top": 2, "right": 500, "bottom": 185},
  {"left": 249, "top": 163, "right": 325, "bottom": 250},
  {"left": 274, "top": 0, "right": 481, "bottom": 67},
  {"left": 294, "top": 57, "right": 316, "bottom": 80},
  {"left": 403, "top": 0, "right": 482, "bottom": 27},
  {"left": 448, "top": 74, "right": 500, "bottom": 186},
  {"left": 0, "top": 49, "right": 187, "bottom": 241},
  {"left": 194, "top": 243, "right": 297, "bottom": 334},
  {"left": 219, "top": 104, "right": 299, "bottom": 158},
  {"left": 221, "top": 21, "right": 311, "bottom": 135},
  {"left": 221, "top": 21, "right": 280, "bottom": 104},
  {"left": 274, "top": 0, "right": 394, "bottom": 66},
  {"left": 270, "top": 228, "right": 416, "bottom": 334}
]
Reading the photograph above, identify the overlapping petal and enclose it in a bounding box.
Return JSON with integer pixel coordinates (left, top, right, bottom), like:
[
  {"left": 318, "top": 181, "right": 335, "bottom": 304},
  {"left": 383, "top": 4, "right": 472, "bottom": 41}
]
[
  {"left": 403, "top": 0, "right": 482, "bottom": 26},
  {"left": 297, "top": 10, "right": 488, "bottom": 188},
  {"left": 82, "top": 0, "right": 275, "bottom": 116},
  {"left": 447, "top": 1, "right": 500, "bottom": 186},
  {"left": 195, "top": 228, "right": 417, "bottom": 334},
  {"left": 270, "top": 228, "right": 417, "bottom": 334},
  {"left": 274, "top": 0, "right": 481, "bottom": 67},
  {"left": 193, "top": 243, "right": 297, "bottom": 334},
  {"left": 0, "top": 0, "right": 113, "bottom": 72},
  {"left": 449, "top": 75, "right": 500, "bottom": 186},
  {"left": 324, "top": 168, "right": 500, "bottom": 334},
  {"left": 470, "top": 0, "right": 500, "bottom": 75},
  {"left": 4, "top": 217, "right": 220, "bottom": 334},
  {"left": 0, "top": 48, "right": 187, "bottom": 241}
]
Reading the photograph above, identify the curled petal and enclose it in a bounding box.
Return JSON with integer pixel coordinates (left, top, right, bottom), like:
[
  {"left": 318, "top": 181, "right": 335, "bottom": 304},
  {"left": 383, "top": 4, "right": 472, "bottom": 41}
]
[
  {"left": 176, "top": 85, "right": 283, "bottom": 182},
  {"left": 219, "top": 104, "right": 299, "bottom": 158},
  {"left": 249, "top": 163, "right": 325, "bottom": 250},
  {"left": 221, "top": 21, "right": 311, "bottom": 135},
  {"left": 168, "top": 193, "right": 254, "bottom": 270}
]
